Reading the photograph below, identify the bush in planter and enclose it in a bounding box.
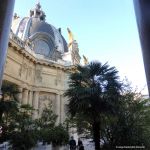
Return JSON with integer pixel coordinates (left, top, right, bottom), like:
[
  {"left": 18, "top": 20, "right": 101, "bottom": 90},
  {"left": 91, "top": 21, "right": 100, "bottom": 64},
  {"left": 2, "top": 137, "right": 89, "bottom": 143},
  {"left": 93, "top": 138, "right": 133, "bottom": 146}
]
[{"left": 48, "top": 125, "right": 69, "bottom": 147}]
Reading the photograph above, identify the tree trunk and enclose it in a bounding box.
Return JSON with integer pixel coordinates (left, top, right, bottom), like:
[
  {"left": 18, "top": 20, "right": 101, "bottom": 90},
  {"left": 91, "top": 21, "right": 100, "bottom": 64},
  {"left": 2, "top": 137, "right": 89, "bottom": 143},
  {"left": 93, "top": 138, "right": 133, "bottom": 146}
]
[{"left": 92, "top": 121, "right": 100, "bottom": 150}]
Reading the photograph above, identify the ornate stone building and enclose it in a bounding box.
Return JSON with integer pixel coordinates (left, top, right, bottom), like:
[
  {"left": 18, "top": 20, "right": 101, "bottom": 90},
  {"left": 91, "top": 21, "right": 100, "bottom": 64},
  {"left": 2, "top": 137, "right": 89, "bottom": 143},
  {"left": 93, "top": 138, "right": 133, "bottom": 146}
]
[{"left": 3, "top": 3, "right": 81, "bottom": 124}]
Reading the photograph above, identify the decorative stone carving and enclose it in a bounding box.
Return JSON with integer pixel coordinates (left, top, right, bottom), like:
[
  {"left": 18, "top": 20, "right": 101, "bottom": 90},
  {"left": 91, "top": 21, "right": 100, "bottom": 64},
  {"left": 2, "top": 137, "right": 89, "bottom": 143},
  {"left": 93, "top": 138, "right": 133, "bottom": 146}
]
[
  {"left": 28, "top": 67, "right": 32, "bottom": 77},
  {"left": 35, "top": 66, "right": 42, "bottom": 83},
  {"left": 24, "top": 39, "right": 34, "bottom": 50},
  {"left": 39, "top": 93, "right": 55, "bottom": 103},
  {"left": 11, "top": 34, "right": 25, "bottom": 48},
  {"left": 19, "top": 63, "right": 28, "bottom": 78},
  {"left": 22, "top": 63, "right": 28, "bottom": 73},
  {"left": 36, "top": 70, "right": 42, "bottom": 82},
  {"left": 18, "top": 66, "right": 21, "bottom": 77},
  {"left": 18, "top": 62, "right": 33, "bottom": 80},
  {"left": 39, "top": 93, "right": 55, "bottom": 115},
  {"left": 13, "top": 13, "right": 20, "bottom": 20},
  {"left": 55, "top": 69, "right": 62, "bottom": 85}
]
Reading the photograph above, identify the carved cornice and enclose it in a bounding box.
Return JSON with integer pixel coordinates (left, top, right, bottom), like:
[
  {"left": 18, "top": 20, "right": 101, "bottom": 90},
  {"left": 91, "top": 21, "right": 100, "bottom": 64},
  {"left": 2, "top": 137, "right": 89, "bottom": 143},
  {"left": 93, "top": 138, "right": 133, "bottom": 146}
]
[{"left": 8, "top": 33, "right": 75, "bottom": 72}]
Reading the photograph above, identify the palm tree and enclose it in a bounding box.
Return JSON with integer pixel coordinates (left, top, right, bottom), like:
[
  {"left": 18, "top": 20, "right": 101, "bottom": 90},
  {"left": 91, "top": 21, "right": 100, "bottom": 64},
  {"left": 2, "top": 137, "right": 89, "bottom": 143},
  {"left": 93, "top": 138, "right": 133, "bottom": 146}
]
[{"left": 64, "top": 61, "right": 122, "bottom": 150}]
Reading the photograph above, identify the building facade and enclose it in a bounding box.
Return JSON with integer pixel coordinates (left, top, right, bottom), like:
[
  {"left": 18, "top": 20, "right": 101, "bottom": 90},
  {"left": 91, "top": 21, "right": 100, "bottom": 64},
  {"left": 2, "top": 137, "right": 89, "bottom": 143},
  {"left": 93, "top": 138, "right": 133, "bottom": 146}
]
[{"left": 3, "top": 3, "right": 81, "bottom": 124}]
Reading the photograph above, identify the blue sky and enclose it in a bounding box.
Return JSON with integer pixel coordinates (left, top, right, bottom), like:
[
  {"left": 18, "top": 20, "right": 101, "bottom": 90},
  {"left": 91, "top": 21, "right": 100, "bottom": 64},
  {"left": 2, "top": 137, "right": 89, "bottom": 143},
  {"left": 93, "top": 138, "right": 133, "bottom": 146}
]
[{"left": 14, "top": 0, "right": 148, "bottom": 94}]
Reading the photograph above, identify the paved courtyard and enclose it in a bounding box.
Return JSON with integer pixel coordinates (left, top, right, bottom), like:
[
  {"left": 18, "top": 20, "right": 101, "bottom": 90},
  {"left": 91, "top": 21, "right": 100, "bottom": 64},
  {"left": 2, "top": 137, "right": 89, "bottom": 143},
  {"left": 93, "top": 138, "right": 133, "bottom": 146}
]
[{"left": 0, "top": 140, "right": 95, "bottom": 150}]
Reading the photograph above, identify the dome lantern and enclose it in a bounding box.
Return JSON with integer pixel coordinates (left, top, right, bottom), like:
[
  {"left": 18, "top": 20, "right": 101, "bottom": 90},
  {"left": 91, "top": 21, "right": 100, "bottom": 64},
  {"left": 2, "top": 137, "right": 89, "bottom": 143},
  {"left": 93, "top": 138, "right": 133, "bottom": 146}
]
[{"left": 30, "top": 2, "right": 46, "bottom": 21}]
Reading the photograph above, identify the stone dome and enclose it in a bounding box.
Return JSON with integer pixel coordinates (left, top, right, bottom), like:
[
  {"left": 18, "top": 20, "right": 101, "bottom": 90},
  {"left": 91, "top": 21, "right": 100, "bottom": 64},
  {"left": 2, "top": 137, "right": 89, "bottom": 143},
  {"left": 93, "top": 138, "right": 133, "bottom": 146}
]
[
  {"left": 28, "top": 17, "right": 55, "bottom": 39},
  {"left": 11, "top": 3, "right": 68, "bottom": 59}
]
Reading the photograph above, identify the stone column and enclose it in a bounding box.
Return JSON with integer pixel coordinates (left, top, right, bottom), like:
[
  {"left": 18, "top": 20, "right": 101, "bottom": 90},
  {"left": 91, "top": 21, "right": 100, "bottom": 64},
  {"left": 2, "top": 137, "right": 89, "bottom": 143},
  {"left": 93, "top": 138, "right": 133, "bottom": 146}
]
[
  {"left": 32, "top": 91, "right": 39, "bottom": 119},
  {"left": 17, "top": 87, "right": 23, "bottom": 104},
  {"left": 0, "top": 0, "right": 15, "bottom": 94},
  {"left": 60, "top": 95, "right": 64, "bottom": 124},
  {"left": 55, "top": 94, "right": 61, "bottom": 125},
  {"left": 133, "top": 0, "right": 150, "bottom": 95},
  {"left": 22, "top": 89, "right": 28, "bottom": 105},
  {"left": 28, "top": 91, "right": 33, "bottom": 106}
]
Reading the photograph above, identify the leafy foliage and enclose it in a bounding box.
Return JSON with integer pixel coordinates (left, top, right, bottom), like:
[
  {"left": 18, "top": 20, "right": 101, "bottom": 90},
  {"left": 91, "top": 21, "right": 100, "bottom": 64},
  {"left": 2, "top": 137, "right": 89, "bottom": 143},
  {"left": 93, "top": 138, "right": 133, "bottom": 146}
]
[
  {"left": 0, "top": 81, "right": 19, "bottom": 143},
  {"left": 0, "top": 81, "right": 19, "bottom": 122},
  {"left": 36, "top": 103, "right": 57, "bottom": 130},
  {"left": 9, "top": 130, "right": 37, "bottom": 150},
  {"left": 50, "top": 125, "right": 69, "bottom": 146},
  {"left": 9, "top": 104, "right": 37, "bottom": 150},
  {"left": 101, "top": 90, "right": 150, "bottom": 149},
  {"left": 35, "top": 103, "right": 57, "bottom": 143},
  {"left": 36, "top": 104, "right": 69, "bottom": 146}
]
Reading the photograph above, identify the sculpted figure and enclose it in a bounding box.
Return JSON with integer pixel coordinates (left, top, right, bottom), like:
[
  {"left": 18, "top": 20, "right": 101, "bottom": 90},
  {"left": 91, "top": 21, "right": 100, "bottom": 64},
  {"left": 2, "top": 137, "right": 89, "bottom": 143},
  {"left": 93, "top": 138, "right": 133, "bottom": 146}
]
[{"left": 67, "top": 28, "right": 74, "bottom": 48}]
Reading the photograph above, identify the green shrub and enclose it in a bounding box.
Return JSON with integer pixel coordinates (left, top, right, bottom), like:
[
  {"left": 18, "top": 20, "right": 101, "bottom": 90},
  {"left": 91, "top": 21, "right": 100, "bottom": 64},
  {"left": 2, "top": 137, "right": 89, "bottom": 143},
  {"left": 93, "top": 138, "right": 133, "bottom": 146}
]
[
  {"left": 50, "top": 125, "right": 69, "bottom": 146},
  {"left": 9, "top": 131, "right": 37, "bottom": 150},
  {"left": 40, "top": 125, "right": 69, "bottom": 146}
]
